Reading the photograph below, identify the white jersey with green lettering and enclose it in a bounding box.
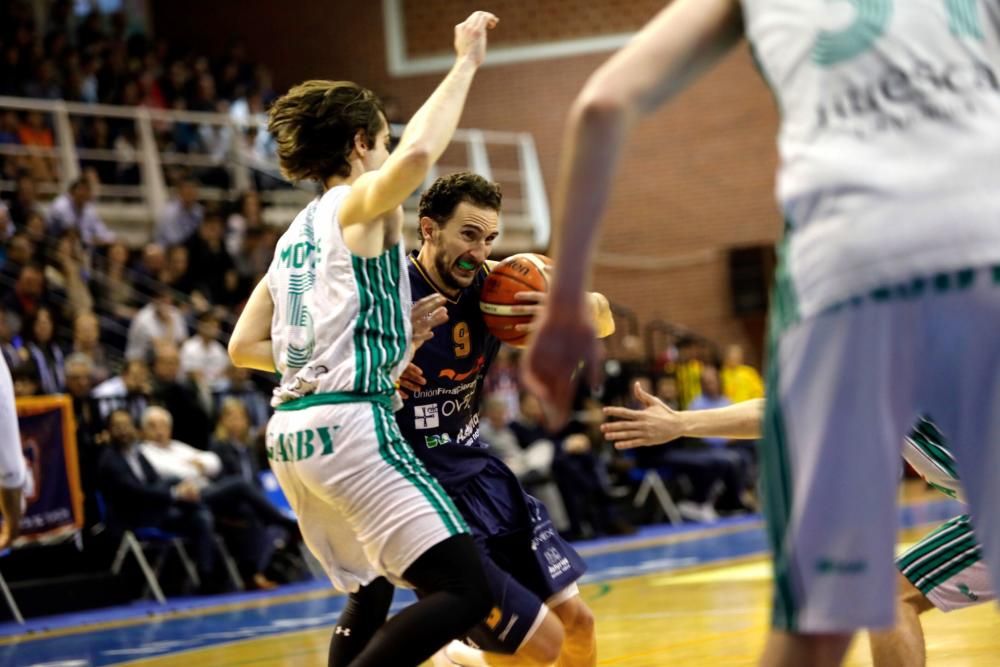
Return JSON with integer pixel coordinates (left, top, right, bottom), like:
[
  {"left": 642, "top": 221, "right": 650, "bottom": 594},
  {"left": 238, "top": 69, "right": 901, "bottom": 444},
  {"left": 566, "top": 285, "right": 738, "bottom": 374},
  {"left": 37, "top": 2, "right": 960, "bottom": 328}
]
[
  {"left": 742, "top": 0, "right": 1000, "bottom": 318},
  {"left": 267, "top": 185, "right": 412, "bottom": 406}
]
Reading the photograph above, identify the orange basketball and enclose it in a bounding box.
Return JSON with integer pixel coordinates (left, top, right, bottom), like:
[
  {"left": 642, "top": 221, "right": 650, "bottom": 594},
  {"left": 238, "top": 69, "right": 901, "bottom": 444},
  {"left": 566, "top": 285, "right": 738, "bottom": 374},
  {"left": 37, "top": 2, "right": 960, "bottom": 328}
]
[{"left": 480, "top": 253, "right": 552, "bottom": 346}]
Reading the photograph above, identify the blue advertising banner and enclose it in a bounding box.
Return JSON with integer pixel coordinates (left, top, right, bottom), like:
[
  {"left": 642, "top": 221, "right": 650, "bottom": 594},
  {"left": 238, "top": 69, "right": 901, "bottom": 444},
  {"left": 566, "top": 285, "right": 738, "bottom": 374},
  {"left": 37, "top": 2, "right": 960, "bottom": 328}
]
[{"left": 12, "top": 396, "right": 82, "bottom": 543}]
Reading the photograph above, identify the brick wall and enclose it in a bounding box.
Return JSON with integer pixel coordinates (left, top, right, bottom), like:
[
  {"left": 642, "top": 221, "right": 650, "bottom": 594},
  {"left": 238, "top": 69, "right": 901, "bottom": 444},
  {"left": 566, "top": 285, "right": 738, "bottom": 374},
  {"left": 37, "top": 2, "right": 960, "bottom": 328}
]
[{"left": 152, "top": 0, "right": 782, "bottom": 364}]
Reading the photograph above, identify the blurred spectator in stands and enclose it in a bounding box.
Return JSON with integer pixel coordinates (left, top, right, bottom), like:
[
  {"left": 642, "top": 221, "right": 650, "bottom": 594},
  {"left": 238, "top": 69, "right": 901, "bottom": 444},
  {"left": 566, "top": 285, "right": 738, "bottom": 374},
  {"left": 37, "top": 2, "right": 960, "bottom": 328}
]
[
  {"left": 720, "top": 343, "right": 764, "bottom": 404},
  {"left": 226, "top": 190, "right": 263, "bottom": 260},
  {"left": 483, "top": 346, "right": 521, "bottom": 422},
  {"left": 0, "top": 307, "right": 23, "bottom": 370},
  {"left": 79, "top": 118, "right": 116, "bottom": 184},
  {"left": 687, "top": 365, "right": 733, "bottom": 446},
  {"left": 17, "top": 111, "right": 57, "bottom": 182},
  {"left": 112, "top": 124, "right": 140, "bottom": 185},
  {"left": 0, "top": 232, "right": 35, "bottom": 283},
  {"left": 23, "top": 59, "right": 62, "bottom": 100},
  {"left": 0, "top": 201, "right": 12, "bottom": 242},
  {"left": 71, "top": 310, "right": 111, "bottom": 385},
  {"left": 213, "top": 364, "right": 271, "bottom": 430},
  {"left": 44, "top": 230, "right": 94, "bottom": 321},
  {"left": 63, "top": 353, "right": 104, "bottom": 529},
  {"left": 161, "top": 243, "right": 198, "bottom": 298},
  {"left": 98, "top": 408, "right": 218, "bottom": 587},
  {"left": 23, "top": 210, "right": 47, "bottom": 252},
  {"left": 187, "top": 211, "right": 238, "bottom": 305},
  {"left": 3, "top": 262, "right": 53, "bottom": 329},
  {"left": 134, "top": 243, "right": 166, "bottom": 284},
  {"left": 125, "top": 285, "right": 186, "bottom": 361},
  {"left": 0, "top": 110, "right": 21, "bottom": 149},
  {"left": 673, "top": 336, "right": 703, "bottom": 409},
  {"left": 142, "top": 404, "right": 293, "bottom": 588},
  {"left": 155, "top": 177, "right": 203, "bottom": 246},
  {"left": 22, "top": 305, "right": 64, "bottom": 394},
  {"left": 180, "top": 310, "right": 230, "bottom": 406},
  {"left": 150, "top": 340, "right": 211, "bottom": 449},
  {"left": 211, "top": 398, "right": 265, "bottom": 482},
  {"left": 229, "top": 86, "right": 272, "bottom": 160},
  {"left": 7, "top": 174, "right": 43, "bottom": 227},
  {"left": 48, "top": 177, "right": 116, "bottom": 251},
  {"left": 12, "top": 361, "right": 40, "bottom": 397},
  {"left": 94, "top": 241, "right": 137, "bottom": 327},
  {"left": 92, "top": 358, "right": 151, "bottom": 423}
]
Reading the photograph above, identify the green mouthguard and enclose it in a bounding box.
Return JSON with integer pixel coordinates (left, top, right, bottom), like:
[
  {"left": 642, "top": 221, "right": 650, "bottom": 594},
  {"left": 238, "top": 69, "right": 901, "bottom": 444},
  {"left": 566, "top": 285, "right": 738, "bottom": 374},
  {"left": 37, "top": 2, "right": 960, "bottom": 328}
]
[{"left": 457, "top": 259, "right": 476, "bottom": 270}]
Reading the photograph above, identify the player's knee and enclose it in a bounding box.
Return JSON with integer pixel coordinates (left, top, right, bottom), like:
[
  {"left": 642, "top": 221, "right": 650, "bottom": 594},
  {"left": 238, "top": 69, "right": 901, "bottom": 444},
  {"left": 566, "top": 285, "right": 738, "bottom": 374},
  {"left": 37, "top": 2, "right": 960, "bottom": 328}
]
[
  {"left": 555, "top": 598, "right": 595, "bottom": 642},
  {"left": 519, "top": 610, "right": 564, "bottom": 665}
]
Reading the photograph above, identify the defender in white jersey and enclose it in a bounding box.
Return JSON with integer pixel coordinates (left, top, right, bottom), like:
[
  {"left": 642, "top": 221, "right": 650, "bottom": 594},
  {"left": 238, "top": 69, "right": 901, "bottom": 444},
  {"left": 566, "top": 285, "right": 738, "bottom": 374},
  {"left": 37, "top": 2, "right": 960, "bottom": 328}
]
[
  {"left": 524, "top": 1, "right": 1000, "bottom": 665},
  {"left": 603, "top": 395, "right": 993, "bottom": 667},
  {"left": 229, "top": 12, "right": 501, "bottom": 667}
]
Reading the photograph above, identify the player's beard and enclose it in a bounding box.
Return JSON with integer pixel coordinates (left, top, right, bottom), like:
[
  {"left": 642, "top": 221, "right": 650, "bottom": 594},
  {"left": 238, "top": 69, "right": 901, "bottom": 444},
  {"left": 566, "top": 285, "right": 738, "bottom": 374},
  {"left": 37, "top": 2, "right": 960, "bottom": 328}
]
[{"left": 434, "top": 249, "right": 476, "bottom": 292}]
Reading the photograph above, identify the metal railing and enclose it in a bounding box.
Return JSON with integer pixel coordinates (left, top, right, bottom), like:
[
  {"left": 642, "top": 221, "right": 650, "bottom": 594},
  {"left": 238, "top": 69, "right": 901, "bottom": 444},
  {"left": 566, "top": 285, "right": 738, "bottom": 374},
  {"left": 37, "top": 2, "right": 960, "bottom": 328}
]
[{"left": 0, "top": 96, "right": 550, "bottom": 252}]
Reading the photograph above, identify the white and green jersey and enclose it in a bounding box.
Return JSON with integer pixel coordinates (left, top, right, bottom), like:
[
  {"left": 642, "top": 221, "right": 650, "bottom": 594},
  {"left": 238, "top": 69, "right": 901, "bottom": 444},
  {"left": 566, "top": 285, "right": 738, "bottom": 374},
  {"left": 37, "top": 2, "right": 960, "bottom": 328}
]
[
  {"left": 743, "top": 0, "right": 1000, "bottom": 318},
  {"left": 903, "top": 416, "right": 962, "bottom": 501},
  {"left": 267, "top": 186, "right": 413, "bottom": 407}
]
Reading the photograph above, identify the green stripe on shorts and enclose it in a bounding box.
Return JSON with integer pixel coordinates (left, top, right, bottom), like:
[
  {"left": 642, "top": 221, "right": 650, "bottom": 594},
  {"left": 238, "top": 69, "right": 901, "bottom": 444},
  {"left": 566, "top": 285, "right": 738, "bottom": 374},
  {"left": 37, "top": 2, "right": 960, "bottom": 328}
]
[
  {"left": 898, "top": 514, "right": 982, "bottom": 595},
  {"left": 371, "top": 403, "right": 466, "bottom": 536},
  {"left": 761, "top": 231, "right": 800, "bottom": 631}
]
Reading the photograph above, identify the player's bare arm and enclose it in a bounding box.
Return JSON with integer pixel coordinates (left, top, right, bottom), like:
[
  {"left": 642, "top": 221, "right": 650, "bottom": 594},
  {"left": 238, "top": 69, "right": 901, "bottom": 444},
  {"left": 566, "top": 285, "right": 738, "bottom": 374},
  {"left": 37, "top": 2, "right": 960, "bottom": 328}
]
[
  {"left": 522, "top": 0, "right": 743, "bottom": 427},
  {"left": 602, "top": 383, "right": 762, "bottom": 449},
  {"left": 229, "top": 277, "right": 277, "bottom": 372},
  {"left": 339, "top": 11, "right": 499, "bottom": 229},
  {"left": 0, "top": 486, "right": 23, "bottom": 550}
]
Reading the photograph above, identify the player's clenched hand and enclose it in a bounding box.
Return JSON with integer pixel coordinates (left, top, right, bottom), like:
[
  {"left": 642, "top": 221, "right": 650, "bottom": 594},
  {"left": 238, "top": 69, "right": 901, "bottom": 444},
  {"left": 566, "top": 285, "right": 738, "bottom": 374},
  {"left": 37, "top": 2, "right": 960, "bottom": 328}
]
[
  {"left": 512, "top": 291, "right": 546, "bottom": 332},
  {"left": 602, "top": 381, "right": 686, "bottom": 448},
  {"left": 454, "top": 11, "right": 499, "bottom": 67},
  {"left": 397, "top": 363, "right": 426, "bottom": 400},
  {"left": 411, "top": 294, "right": 448, "bottom": 351},
  {"left": 520, "top": 298, "right": 599, "bottom": 431}
]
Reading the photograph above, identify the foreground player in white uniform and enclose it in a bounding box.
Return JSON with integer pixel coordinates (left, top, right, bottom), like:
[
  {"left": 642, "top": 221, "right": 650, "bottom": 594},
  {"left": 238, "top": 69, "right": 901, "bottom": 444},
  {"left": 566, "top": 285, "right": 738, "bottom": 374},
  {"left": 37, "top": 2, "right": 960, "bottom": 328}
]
[
  {"left": 0, "top": 357, "right": 26, "bottom": 552},
  {"left": 229, "top": 12, "right": 502, "bottom": 666},
  {"left": 603, "top": 389, "right": 993, "bottom": 667},
  {"left": 523, "top": 2, "right": 1000, "bottom": 665}
]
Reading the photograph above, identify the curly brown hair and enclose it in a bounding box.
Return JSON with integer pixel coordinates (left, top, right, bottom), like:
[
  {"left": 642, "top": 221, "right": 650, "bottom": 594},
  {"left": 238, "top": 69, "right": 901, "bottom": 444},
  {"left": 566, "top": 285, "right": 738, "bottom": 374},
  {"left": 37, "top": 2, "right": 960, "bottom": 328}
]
[
  {"left": 417, "top": 172, "right": 502, "bottom": 226},
  {"left": 267, "top": 80, "right": 386, "bottom": 183}
]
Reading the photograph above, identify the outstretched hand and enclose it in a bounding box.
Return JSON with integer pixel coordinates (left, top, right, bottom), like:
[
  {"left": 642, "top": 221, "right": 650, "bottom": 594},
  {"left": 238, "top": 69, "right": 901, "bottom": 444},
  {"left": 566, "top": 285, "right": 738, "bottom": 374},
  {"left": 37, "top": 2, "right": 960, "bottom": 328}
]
[{"left": 601, "top": 381, "right": 685, "bottom": 449}]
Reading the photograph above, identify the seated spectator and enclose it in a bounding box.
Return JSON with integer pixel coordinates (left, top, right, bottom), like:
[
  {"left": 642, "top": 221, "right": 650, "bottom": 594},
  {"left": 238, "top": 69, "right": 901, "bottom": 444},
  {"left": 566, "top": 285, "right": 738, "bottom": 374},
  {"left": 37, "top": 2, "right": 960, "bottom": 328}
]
[
  {"left": 11, "top": 361, "right": 40, "bottom": 397},
  {"left": 22, "top": 305, "right": 64, "bottom": 394},
  {"left": 720, "top": 344, "right": 764, "bottom": 404},
  {"left": 0, "top": 307, "right": 23, "bottom": 370},
  {"left": 150, "top": 340, "right": 211, "bottom": 449},
  {"left": 180, "top": 310, "right": 230, "bottom": 391},
  {"left": 161, "top": 244, "right": 198, "bottom": 299},
  {"left": 97, "top": 409, "right": 218, "bottom": 588},
  {"left": 155, "top": 177, "right": 203, "bottom": 246},
  {"left": 94, "top": 241, "right": 137, "bottom": 323},
  {"left": 6, "top": 174, "right": 43, "bottom": 228},
  {"left": 0, "top": 232, "right": 36, "bottom": 284},
  {"left": 71, "top": 310, "right": 111, "bottom": 385},
  {"left": 212, "top": 365, "right": 271, "bottom": 430},
  {"left": 3, "top": 263, "right": 56, "bottom": 330},
  {"left": 210, "top": 398, "right": 266, "bottom": 484},
  {"left": 44, "top": 230, "right": 94, "bottom": 321},
  {"left": 141, "top": 405, "right": 293, "bottom": 589},
  {"left": 186, "top": 212, "right": 239, "bottom": 305},
  {"left": 92, "top": 358, "right": 151, "bottom": 423},
  {"left": 225, "top": 191, "right": 263, "bottom": 260},
  {"left": 63, "top": 353, "right": 104, "bottom": 530},
  {"left": 47, "top": 177, "right": 115, "bottom": 251},
  {"left": 17, "top": 111, "right": 57, "bottom": 182},
  {"left": 133, "top": 242, "right": 166, "bottom": 284},
  {"left": 124, "top": 285, "right": 187, "bottom": 361}
]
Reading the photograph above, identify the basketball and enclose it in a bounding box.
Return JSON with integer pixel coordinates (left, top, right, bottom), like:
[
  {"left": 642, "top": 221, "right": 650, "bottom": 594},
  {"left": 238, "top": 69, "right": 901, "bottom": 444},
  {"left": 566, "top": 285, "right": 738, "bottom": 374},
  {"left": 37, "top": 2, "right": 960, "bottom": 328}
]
[{"left": 480, "top": 253, "right": 552, "bottom": 346}]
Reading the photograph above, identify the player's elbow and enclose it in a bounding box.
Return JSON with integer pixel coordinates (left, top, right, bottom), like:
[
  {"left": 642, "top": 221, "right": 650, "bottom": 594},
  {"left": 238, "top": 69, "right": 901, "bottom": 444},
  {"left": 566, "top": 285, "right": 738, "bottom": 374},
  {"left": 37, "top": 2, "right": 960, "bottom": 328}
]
[
  {"left": 392, "top": 144, "right": 432, "bottom": 179},
  {"left": 227, "top": 336, "right": 250, "bottom": 368},
  {"left": 572, "top": 85, "right": 632, "bottom": 133}
]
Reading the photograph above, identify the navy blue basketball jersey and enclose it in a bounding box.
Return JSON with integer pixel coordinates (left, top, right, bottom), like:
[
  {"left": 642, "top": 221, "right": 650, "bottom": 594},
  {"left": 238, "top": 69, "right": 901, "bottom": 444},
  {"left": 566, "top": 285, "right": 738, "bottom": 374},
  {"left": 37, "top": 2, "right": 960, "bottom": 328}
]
[{"left": 395, "top": 253, "right": 502, "bottom": 487}]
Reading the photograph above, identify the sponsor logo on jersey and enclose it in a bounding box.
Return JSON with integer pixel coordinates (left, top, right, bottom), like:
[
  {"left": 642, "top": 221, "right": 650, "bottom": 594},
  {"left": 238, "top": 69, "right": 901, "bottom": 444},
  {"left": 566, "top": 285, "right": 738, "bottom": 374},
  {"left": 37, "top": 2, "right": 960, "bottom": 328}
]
[
  {"left": 815, "top": 60, "right": 1000, "bottom": 138},
  {"left": 414, "top": 404, "right": 440, "bottom": 430},
  {"left": 543, "top": 546, "right": 572, "bottom": 579},
  {"left": 439, "top": 355, "right": 486, "bottom": 382},
  {"left": 424, "top": 433, "right": 452, "bottom": 449}
]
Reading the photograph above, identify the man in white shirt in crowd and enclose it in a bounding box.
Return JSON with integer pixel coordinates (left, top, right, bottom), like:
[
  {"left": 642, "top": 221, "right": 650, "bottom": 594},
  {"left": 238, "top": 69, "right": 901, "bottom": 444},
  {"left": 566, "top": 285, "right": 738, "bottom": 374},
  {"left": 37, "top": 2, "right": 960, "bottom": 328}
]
[
  {"left": 46, "top": 177, "right": 115, "bottom": 251},
  {"left": 125, "top": 285, "right": 188, "bottom": 362},
  {"left": 140, "top": 405, "right": 222, "bottom": 484},
  {"left": 180, "top": 310, "right": 230, "bottom": 390}
]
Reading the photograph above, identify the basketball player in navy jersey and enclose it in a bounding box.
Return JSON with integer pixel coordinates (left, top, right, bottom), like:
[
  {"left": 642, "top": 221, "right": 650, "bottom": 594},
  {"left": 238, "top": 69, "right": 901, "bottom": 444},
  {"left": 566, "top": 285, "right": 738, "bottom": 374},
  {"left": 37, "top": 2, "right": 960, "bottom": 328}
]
[{"left": 330, "top": 172, "right": 614, "bottom": 667}]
